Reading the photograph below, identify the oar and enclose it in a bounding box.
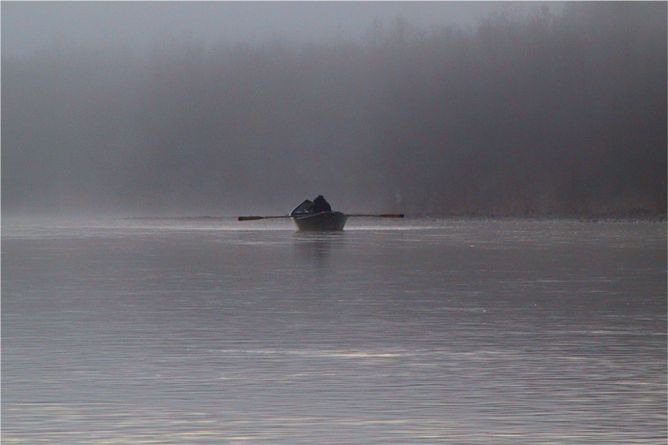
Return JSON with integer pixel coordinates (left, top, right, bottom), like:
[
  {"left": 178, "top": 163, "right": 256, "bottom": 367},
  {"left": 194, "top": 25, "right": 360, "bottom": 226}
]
[
  {"left": 239, "top": 213, "right": 405, "bottom": 221},
  {"left": 238, "top": 215, "right": 292, "bottom": 221},
  {"left": 347, "top": 213, "right": 405, "bottom": 218}
]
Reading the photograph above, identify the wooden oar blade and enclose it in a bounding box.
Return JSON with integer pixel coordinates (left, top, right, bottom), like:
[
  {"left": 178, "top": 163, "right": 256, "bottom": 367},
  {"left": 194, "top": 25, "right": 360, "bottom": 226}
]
[{"left": 378, "top": 213, "right": 404, "bottom": 218}]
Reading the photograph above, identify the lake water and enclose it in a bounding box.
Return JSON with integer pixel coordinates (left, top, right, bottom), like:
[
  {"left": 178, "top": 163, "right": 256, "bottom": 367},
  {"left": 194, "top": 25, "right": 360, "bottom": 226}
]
[{"left": 2, "top": 218, "right": 666, "bottom": 444}]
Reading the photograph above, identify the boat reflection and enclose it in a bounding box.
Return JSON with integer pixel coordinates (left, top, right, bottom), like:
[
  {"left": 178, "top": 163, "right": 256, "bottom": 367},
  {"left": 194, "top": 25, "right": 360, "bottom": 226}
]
[{"left": 292, "top": 232, "right": 345, "bottom": 268}]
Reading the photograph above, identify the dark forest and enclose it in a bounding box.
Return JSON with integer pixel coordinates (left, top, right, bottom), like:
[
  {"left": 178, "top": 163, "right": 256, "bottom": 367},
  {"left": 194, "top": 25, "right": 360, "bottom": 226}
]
[{"left": 3, "top": 3, "right": 666, "bottom": 217}]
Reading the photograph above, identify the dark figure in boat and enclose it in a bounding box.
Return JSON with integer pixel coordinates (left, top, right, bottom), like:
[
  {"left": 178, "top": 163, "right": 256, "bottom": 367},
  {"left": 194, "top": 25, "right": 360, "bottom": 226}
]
[
  {"left": 291, "top": 195, "right": 332, "bottom": 216},
  {"left": 312, "top": 195, "right": 332, "bottom": 212},
  {"left": 289, "top": 195, "right": 346, "bottom": 231}
]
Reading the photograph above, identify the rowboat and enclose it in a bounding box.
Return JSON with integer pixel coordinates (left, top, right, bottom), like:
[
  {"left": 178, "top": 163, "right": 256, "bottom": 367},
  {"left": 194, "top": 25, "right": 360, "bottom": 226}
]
[
  {"left": 237, "top": 196, "right": 403, "bottom": 231},
  {"left": 291, "top": 211, "right": 348, "bottom": 231}
]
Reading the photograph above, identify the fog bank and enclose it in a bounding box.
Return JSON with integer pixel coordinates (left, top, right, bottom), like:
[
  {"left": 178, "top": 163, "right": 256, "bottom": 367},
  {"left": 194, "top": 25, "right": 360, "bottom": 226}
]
[{"left": 2, "top": 3, "right": 666, "bottom": 217}]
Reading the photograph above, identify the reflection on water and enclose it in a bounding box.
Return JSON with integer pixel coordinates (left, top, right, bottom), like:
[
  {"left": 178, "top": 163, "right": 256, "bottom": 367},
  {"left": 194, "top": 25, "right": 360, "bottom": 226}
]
[
  {"left": 292, "top": 232, "right": 344, "bottom": 268},
  {"left": 2, "top": 219, "right": 666, "bottom": 444}
]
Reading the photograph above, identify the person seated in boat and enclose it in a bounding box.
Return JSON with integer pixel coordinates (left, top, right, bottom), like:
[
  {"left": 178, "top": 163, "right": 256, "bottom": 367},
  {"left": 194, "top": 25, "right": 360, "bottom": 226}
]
[
  {"left": 291, "top": 200, "right": 314, "bottom": 216},
  {"left": 311, "top": 195, "right": 332, "bottom": 213}
]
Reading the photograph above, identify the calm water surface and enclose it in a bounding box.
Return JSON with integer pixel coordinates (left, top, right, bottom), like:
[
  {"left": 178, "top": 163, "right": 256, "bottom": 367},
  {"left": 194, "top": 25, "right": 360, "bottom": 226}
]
[{"left": 2, "top": 218, "right": 666, "bottom": 444}]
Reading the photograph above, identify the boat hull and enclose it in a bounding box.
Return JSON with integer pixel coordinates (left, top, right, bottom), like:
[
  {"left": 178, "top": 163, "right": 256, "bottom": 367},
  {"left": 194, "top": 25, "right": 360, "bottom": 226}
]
[{"left": 292, "top": 211, "right": 348, "bottom": 231}]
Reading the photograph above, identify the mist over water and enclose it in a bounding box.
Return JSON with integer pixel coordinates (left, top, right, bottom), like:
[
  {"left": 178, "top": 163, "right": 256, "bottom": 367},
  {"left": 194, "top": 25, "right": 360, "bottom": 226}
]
[
  {"left": 2, "top": 2, "right": 666, "bottom": 217},
  {"left": 2, "top": 218, "right": 666, "bottom": 443}
]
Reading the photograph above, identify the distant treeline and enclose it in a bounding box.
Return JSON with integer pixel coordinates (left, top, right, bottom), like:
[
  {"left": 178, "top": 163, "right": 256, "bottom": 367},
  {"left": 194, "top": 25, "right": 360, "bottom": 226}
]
[{"left": 3, "top": 3, "right": 666, "bottom": 217}]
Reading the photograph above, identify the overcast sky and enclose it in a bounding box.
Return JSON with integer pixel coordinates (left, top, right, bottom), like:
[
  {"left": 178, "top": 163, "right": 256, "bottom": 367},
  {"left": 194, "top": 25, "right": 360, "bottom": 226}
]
[{"left": 2, "top": 2, "right": 561, "bottom": 57}]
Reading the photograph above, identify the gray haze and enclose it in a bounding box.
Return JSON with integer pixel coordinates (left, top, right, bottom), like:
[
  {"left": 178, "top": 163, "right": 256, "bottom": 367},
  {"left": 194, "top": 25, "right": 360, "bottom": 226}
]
[
  {"left": 2, "top": 2, "right": 665, "bottom": 217},
  {"left": 2, "top": 2, "right": 542, "bottom": 57}
]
